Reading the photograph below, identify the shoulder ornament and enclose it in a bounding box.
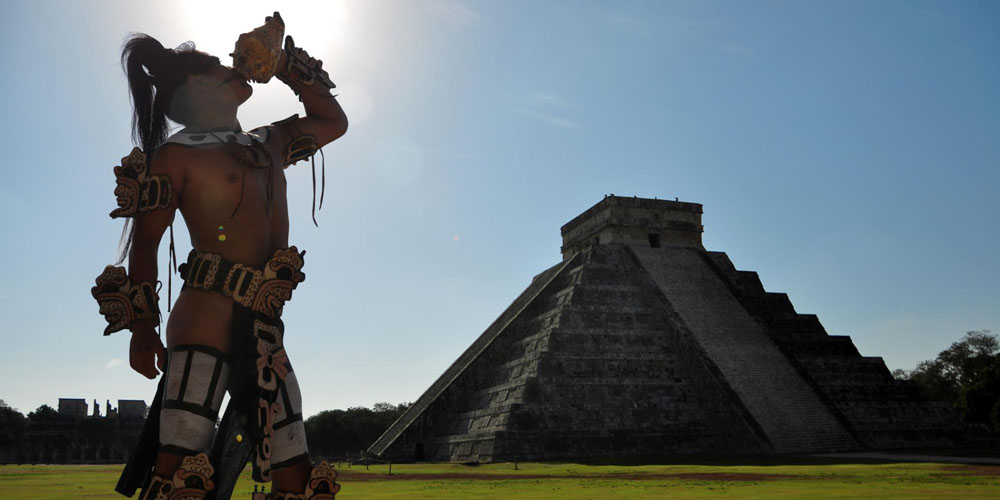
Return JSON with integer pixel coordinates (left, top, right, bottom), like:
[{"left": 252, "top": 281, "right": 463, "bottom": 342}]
[{"left": 110, "top": 147, "right": 172, "bottom": 218}]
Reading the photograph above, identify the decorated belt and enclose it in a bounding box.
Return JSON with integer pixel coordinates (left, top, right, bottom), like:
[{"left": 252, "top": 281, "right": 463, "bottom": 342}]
[{"left": 178, "top": 247, "right": 306, "bottom": 319}]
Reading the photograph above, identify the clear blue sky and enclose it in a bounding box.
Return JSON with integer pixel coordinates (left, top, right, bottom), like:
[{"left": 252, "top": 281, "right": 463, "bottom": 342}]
[{"left": 1, "top": 0, "right": 997, "bottom": 417}]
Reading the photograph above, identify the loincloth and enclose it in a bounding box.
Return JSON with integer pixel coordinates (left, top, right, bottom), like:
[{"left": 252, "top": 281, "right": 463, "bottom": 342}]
[{"left": 117, "top": 246, "right": 309, "bottom": 498}]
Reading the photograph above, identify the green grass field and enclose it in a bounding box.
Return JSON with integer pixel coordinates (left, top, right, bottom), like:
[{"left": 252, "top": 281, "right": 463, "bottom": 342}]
[{"left": 2, "top": 459, "right": 998, "bottom": 499}]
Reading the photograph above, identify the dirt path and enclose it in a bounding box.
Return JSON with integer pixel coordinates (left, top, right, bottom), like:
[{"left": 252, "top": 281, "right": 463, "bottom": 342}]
[
  {"left": 336, "top": 471, "right": 809, "bottom": 482},
  {"left": 807, "top": 452, "right": 1000, "bottom": 465}
]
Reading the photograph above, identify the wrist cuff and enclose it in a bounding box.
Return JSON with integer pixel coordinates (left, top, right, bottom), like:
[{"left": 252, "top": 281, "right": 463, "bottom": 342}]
[
  {"left": 276, "top": 36, "right": 336, "bottom": 96},
  {"left": 92, "top": 266, "right": 160, "bottom": 335}
]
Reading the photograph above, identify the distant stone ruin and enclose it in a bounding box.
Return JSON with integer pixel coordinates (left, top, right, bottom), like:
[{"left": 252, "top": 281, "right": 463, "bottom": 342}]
[
  {"left": 370, "top": 195, "right": 994, "bottom": 462},
  {"left": 1, "top": 398, "right": 147, "bottom": 464}
]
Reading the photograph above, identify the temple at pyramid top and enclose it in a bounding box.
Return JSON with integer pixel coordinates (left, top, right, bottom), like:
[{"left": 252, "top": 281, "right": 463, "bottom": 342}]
[{"left": 561, "top": 195, "right": 704, "bottom": 260}]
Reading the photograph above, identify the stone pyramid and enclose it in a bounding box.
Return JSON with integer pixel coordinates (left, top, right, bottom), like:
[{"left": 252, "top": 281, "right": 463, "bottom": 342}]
[{"left": 370, "top": 196, "right": 992, "bottom": 462}]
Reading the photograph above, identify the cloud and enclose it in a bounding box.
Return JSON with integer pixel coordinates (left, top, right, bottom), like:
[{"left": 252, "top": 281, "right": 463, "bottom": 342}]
[
  {"left": 495, "top": 88, "right": 581, "bottom": 129},
  {"left": 105, "top": 358, "right": 124, "bottom": 369},
  {"left": 516, "top": 108, "right": 581, "bottom": 129},
  {"left": 431, "top": 1, "right": 480, "bottom": 26},
  {"left": 527, "top": 91, "right": 570, "bottom": 109},
  {"left": 502, "top": 90, "right": 581, "bottom": 129}
]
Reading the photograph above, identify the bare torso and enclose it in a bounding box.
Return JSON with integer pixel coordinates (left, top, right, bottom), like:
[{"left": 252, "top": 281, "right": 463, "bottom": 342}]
[{"left": 163, "top": 132, "right": 288, "bottom": 353}]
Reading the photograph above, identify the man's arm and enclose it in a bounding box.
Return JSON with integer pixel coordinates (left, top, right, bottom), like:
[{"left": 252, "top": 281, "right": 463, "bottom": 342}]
[
  {"left": 127, "top": 145, "right": 185, "bottom": 379},
  {"left": 271, "top": 44, "right": 348, "bottom": 156}
]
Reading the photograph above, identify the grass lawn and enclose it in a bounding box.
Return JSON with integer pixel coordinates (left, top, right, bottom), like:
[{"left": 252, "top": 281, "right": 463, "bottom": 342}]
[{"left": 2, "top": 459, "right": 998, "bottom": 499}]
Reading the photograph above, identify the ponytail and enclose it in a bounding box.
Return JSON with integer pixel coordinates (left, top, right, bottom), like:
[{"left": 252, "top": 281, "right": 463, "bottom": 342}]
[
  {"left": 117, "top": 34, "right": 217, "bottom": 263},
  {"left": 120, "top": 34, "right": 219, "bottom": 155}
]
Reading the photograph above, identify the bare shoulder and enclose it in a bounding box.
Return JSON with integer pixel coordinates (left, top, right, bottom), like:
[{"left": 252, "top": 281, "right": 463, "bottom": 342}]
[
  {"left": 148, "top": 143, "right": 191, "bottom": 190},
  {"left": 150, "top": 142, "right": 191, "bottom": 166}
]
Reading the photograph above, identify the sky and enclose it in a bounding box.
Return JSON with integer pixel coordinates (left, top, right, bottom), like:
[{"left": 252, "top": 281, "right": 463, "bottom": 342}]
[{"left": 0, "top": 0, "right": 997, "bottom": 418}]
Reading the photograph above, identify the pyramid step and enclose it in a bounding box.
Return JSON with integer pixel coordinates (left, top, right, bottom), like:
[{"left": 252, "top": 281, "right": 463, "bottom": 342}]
[{"left": 631, "top": 245, "right": 858, "bottom": 453}]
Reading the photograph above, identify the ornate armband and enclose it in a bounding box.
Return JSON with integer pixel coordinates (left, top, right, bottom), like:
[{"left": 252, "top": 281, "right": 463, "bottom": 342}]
[
  {"left": 272, "top": 115, "right": 320, "bottom": 167},
  {"left": 271, "top": 114, "right": 326, "bottom": 225},
  {"left": 92, "top": 265, "right": 160, "bottom": 335},
  {"left": 275, "top": 36, "right": 336, "bottom": 95},
  {"left": 110, "top": 147, "right": 172, "bottom": 219}
]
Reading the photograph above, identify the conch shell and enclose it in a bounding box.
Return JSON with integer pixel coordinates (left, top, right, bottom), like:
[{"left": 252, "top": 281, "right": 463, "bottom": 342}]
[{"left": 231, "top": 12, "right": 285, "bottom": 83}]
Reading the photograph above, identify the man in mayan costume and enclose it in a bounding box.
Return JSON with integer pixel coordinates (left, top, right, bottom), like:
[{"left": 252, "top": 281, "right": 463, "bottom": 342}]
[{"left": 92, "top": 13, "right": 346, "bottom": 500}]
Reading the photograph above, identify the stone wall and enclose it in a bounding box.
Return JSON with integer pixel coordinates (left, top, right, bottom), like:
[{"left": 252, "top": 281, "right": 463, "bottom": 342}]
[
  {"left": 0, "top": 413, "right": 146, "bottom": 464},
  {"left": 1, "top": 399, "right": 148, "bottom": 464}
]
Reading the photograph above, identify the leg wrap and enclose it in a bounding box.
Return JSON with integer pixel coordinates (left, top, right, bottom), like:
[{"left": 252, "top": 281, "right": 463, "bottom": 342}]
[
  {"left": 160, "top": 345, "right": 230, "bottom": 456},
  {"left": 252, "top": 318, "right": 309, "bottom": 480},
  {"left": 138, "top": 453, "right": 216, "bottom": 500},
  {"left": 270, "top": 370, "right": 309, "bottom": 470},
  {"left": 270, "top": 461, "right": 341, "bottom": 500}
]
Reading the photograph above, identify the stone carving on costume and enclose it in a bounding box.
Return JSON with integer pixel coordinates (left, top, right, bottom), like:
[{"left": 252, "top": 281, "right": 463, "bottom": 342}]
[
  {"left": 178, "top": 247, "right": 306, "bottom": 319},
  {"left": 255, "top": 247, "right": 306, "bottom": 317},
  {"left": 110, "top": 147, "right": 172, "bottom": 219},
  {"left": 269, "top": 461, "right": 341, "bottom": 500},
  {"left": 255, "top": 320, "right": 289, "bottom": 392},
  {"left": 139, "top": 453, "right": 216, "bottom": 500},
  {"left": 92, "top": 265, "right": 160, "bottom": 335}
]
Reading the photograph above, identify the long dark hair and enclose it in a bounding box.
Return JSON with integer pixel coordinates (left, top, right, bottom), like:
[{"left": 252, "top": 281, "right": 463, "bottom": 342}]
[
  {"left": 117, "top": 34, "right": 218, "bottom": 264},
  {"left": 120, "top": 33, "right": 219, "bottom": 155}
]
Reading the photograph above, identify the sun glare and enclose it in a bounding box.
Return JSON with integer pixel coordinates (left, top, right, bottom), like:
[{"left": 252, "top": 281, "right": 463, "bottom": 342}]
[
  {"left": 166, "top": 1, "right": 366, "bottom": 129},
  {"left": 173, "top": 1, "right": 351, "bottom": 65}
]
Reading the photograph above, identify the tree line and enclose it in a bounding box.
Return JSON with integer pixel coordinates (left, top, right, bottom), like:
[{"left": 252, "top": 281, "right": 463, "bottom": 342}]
[
  {"left": 0, "top": 400, "right": 411, "bottom": 458},
  {"left": 303, "top": 402, "right": 411, "bottom": 458},
  {"left": 0, "top": 402, "right": 57, "bottom": 448},
  {"left": 892, "top": 329, "right": 1000, "bottom": 435}
]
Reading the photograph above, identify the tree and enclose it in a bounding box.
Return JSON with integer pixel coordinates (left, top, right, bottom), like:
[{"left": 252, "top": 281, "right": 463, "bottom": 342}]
[
  {"left": 304, "top": 402, "right": 411, "bottom": 457},
  {"left": 28, "top": 404, "right": 58, "bottom": 422},
  {"left": 895, "top": 330, "right": 1000, "bottom": 434},
  {"left": 958, "top": 356, "right": 1000, "bottom": 433},
  {"left": 938, "top": 330, "right": 998, "bottom": 388},
  {"left": 0, "top": 400, "right": 29, "bottom": 447},
  {"left": 906, "top": 359, "right": 958, "bottom": 403}
]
